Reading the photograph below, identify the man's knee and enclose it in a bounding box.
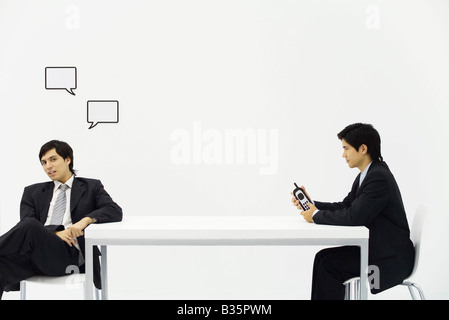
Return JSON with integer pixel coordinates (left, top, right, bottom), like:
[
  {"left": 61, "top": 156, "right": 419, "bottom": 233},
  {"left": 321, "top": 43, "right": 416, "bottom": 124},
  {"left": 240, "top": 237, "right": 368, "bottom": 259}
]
[
  {"left": 314, "top": 247, "right": 337, "bottom": 265},
  {"left": 15, "top": 218, "right": 45, "bottom": 234},
  {"left": 17, "top": 217, "right": 41, "bottom": 227}
]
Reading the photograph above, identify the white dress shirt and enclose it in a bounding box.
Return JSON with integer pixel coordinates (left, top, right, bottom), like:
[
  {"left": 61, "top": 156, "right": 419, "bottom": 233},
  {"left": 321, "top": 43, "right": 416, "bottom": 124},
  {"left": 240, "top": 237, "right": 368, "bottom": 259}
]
[
  {"left": 359, "top": 161, "right": 373, "bottom": 187},
  {"left": 44, "top": 175, "right": 84, "bottom": 265}
]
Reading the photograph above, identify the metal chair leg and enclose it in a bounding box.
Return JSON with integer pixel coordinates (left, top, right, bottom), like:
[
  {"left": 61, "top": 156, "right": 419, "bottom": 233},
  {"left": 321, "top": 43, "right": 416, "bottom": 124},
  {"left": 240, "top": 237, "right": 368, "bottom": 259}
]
[
  {"left": 20, "top": 281, "right": 26, "bottom": 300},
  {"left": 344, "top": 277, "right": 361, "bottom": 300},
  {"left": 356, "top": 278, "right": 361, "bottom": 300},
  {"left": 402, "top": 281, "right": 425, "bottom": 300},
  {"left": 83, "top": 282, "right": 101, "bottom": 300},
  {"left": 344, "top": 282, "right": 349, "bottom": 300}
]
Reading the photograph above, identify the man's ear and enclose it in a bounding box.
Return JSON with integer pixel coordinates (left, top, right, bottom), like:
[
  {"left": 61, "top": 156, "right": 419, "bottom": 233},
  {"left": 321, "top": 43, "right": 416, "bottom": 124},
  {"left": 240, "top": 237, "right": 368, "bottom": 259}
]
[
  {"left": 65, "top": 157, "right": 71, "bottom": 166},
  {"left": 359, "top": 144, "right": 368, "bottom": 155}
]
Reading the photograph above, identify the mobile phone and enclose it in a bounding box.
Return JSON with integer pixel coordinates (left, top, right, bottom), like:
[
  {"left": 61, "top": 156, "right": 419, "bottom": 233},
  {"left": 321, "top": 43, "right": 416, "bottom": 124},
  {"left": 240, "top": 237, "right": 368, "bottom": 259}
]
[{"left": 293, "top": 183, "right": 312, "bottom": 211}]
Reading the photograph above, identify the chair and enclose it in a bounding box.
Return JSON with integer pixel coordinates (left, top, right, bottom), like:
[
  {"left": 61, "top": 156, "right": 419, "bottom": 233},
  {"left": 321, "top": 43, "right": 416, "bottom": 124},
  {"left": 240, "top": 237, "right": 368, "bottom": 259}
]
[
  {"left": 344, "top": 204, "right": 428, "bottom": 300},
  {"left": 20, "top": 273, "right": 100, "bottom": 300}
]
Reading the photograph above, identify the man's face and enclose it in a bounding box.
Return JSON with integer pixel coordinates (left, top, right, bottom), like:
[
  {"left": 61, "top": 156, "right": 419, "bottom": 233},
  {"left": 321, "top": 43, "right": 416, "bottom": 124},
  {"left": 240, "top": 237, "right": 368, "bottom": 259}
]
[
  {"left": 40, "top": 148, "right": 72, "bottom": 183},
  {"left": 341, "top": 139, "right": 366, "bottom": 169}
]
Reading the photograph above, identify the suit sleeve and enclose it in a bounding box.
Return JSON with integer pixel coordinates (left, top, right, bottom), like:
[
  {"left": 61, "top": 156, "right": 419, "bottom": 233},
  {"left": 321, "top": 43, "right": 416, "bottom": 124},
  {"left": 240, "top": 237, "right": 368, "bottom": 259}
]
[
  {"left": 314, "top": 192, "right": 352, "bottom": 211},
  {"left": 313, "top": 174, "right": 359, "bottom": 212},
  {"left": 19, "top": 186, "right": 38, "bottom": 220},
  {"left": 313, "top": 173, "right": 389, "bottom": 226},
  {"left": 86, "top": 181, "right": 123, "bottom": 223},
  {"left": 20, "top": 186, "right": 64, "bottom": 232}
]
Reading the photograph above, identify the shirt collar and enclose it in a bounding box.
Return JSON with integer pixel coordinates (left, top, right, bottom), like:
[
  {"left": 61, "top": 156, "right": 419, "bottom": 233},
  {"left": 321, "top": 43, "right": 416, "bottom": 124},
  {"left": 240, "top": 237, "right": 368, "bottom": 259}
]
[
  {"left": 359, "top": 161, "right": 373, "bottom": 186},
  {"left": 53, "top": 175, "right": 74, "bottom": 192}
]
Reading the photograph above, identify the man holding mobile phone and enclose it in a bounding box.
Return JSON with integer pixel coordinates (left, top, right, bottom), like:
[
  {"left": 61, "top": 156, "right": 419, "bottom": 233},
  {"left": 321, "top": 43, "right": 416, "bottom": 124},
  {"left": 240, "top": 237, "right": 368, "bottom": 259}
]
[{"left": 291, "top": 123, "right": 414, "bottom": 300}]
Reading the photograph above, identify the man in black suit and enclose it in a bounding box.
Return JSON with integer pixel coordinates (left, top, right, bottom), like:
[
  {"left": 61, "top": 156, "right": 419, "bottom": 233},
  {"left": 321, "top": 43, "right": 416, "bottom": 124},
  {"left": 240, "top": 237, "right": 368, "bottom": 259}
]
[
  {"left": 292, "top": 123, "right": 414, "bottom": 299},
  {"left": 0, "top": 140, "right": 122, "bottom": 298}
]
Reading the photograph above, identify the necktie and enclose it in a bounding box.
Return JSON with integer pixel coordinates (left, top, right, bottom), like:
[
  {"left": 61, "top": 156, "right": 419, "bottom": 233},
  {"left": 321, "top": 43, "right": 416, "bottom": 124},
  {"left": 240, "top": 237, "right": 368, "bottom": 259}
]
[{"left": 50, "top": 184, "right": 68, "bottom": 225}]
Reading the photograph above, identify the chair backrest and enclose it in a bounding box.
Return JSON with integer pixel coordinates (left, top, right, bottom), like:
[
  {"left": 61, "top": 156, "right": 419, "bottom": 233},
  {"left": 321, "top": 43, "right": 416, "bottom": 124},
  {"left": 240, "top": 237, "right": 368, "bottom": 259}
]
[{"left": 408, "top": 204, "right": 428, "bottom": 278}]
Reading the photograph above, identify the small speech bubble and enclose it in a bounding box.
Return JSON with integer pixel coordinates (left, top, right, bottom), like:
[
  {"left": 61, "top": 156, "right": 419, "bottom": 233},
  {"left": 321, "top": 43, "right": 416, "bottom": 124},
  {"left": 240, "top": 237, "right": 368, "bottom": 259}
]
[
  {"left": 45, "top": 67, "right": 77, "bottom": 95},
  {"left": 87, "top": 100, "right": 119, "bottom": 129}
]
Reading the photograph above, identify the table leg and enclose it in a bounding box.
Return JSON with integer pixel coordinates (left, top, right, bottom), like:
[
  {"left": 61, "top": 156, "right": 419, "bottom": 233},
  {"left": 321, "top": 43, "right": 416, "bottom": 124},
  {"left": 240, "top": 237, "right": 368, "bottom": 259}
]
[
  {"left": 85, "top": 240, "right": 94, "bottom": 300},
  {"left": 100, "top": 245, "right": 108, "bottom": 300},
  {"left": 360, "top": 239, "right": 369, "bottom": 300}
]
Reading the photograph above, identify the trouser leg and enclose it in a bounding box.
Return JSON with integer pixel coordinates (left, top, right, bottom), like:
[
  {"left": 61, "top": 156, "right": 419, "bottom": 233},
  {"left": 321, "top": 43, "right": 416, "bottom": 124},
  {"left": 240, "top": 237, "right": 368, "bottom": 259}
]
[
  {"left": 311, "top": 246, "right": 360, "bottom": 300},
  {"left": 0, "top": 218, "right": 79, "bottom": 290}
]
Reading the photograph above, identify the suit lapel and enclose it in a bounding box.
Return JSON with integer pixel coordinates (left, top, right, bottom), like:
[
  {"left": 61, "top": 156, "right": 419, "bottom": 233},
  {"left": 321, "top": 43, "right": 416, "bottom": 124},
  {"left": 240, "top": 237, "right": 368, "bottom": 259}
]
[
  {"left": 38, "top": 182, "right": 54, "bottom": 223},
  {"left": 70, "top": 177, "right": 86, "bottom": 213}
]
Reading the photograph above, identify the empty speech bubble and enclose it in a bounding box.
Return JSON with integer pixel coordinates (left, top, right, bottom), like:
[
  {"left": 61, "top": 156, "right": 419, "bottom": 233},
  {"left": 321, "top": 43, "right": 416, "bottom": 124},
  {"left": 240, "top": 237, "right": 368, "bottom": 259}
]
[
  {"left": 87, "top": 100, "right": 119, "bottom": 129},
  {"left": 45, "top": 67, "right": 77, "bottom": 95}
]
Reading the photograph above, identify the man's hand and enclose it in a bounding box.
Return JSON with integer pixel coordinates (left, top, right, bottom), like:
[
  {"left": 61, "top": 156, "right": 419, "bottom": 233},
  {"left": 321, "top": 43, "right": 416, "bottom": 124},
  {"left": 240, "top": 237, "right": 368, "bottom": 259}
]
[
  {"left": 55, "top": 229, "right": 77, "bottom": 247},
  {"left": 291, "top": 185, "right": 312, "bottom": 209},
  {"left": 300, "top": 203, "right": 317, "bottom": 223},
  {"left": 55, "top": 217, "right": 95, "bottom": 246},
  {"left": 291, "top": 185, "right": 316, "bottom": 223},
  {"left": 68, "top": 217, "right": 95, "bottom": 237}
]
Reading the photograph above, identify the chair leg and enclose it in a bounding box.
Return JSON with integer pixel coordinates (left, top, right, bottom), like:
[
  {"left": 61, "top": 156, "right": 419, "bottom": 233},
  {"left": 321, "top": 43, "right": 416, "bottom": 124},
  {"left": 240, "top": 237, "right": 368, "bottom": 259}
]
[
  {"left": 344, "top": 282, "right": 349, "bottom": 300},
  {"left": 414, "top": 284, "right": 426, "bottom": 300},
  {"left": 344, "top": 278, "right": 361, "bottom": 300},
  {"left": 407, "top": 284, "right": 417, "bottom": 300},
  {"left": 356, "top": 278, "right": 361, "bottom": 300},
  {"left": 402, "top": 281, "right": 425, "bottom": 300},
  {"left": 349, "top": 281, "right": 356, "bottom": 300},
  {"left": 20, "top": 281, "right": 26, "bottom": 300}
]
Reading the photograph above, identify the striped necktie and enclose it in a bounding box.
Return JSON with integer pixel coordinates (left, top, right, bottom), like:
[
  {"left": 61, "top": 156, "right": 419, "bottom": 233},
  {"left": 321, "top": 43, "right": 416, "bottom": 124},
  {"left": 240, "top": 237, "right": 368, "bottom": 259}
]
[{"left": 50, "top": 184, "right": 69, "bottom": 225}]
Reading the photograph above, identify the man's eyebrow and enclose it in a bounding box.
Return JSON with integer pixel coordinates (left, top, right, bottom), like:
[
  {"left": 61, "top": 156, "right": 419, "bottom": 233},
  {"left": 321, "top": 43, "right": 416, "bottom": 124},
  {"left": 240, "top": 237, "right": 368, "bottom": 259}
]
[{"left": 41, "top": 155, "right": 58, "bottom": 162}]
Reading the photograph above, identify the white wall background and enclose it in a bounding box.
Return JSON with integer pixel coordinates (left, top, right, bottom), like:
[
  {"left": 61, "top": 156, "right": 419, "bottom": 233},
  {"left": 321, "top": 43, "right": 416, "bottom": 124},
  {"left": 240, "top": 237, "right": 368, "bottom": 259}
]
[{"left": 1, "top": 0, "right": 448, "bottom": 299}]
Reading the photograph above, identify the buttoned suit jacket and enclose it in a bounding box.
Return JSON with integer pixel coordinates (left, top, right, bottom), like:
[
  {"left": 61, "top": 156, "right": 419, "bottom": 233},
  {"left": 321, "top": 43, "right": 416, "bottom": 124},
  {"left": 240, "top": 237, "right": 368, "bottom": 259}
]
[
  {"left": 19, "top": 177, "right": 123, "bottom": 289},
  {"left": 313, "top": 161, "right": 415, "bottom": 293}
]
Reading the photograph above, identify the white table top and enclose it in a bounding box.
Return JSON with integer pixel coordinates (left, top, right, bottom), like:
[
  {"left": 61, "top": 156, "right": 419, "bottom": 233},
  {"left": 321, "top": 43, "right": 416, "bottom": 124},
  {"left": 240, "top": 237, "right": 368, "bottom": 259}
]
[
  {"left": 84, "top": 215, "right": 370, "bottom": 300},
  {"left": 85, "top": 215, "right": 368, "bottom": 243}
]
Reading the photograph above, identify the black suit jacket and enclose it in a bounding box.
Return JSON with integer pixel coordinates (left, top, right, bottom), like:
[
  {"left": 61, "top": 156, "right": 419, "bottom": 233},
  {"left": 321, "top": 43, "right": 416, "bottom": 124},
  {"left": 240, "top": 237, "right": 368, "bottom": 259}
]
[
  {"left": 313, "top": 161, "right": 414, "bottom": 293},
  {"left": 19, "top": 177, "right": 123, "bottom": 289}
]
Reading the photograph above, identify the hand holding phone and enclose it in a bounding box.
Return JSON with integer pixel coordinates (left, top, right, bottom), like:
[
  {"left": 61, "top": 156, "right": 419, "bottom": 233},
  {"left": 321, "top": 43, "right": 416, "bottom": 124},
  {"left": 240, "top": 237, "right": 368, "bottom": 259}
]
[{"left": 292, "top": 183, "right": 312, "bottom": 211}]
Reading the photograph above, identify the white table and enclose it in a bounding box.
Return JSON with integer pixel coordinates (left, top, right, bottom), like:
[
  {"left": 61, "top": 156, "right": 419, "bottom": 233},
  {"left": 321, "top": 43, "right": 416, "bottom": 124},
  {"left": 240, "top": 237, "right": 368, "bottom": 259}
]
[{"left": 84, "top": 216, "right": 369, "bottom": 300}]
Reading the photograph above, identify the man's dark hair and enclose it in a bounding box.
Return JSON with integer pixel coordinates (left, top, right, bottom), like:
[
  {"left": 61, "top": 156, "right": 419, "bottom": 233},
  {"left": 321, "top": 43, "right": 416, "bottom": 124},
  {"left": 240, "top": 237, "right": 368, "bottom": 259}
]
[
  {"left": 39, "top": 140, "right": 76, "bottom": 175},
  {"left": 337, "top": 123, "right": 383, "bottom": 162}
]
